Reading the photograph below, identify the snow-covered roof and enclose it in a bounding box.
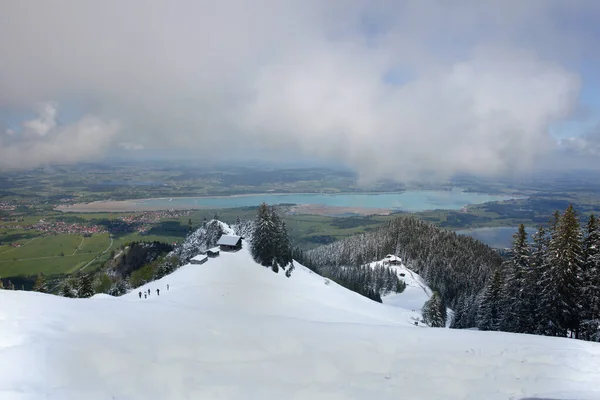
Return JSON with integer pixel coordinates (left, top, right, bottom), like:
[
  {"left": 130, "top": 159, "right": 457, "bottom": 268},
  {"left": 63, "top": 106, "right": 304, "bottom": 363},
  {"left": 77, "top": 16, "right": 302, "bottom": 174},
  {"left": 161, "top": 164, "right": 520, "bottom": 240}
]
[
  {"left": 384, "top": 255, "right": 401, "bottom": 262},
  {"left": 208, "top": 247, "right": 220, "bottom": 253},
  {"left": 191, "top": 254, "right": 208, "bottom": 261},
  {"left": 216, "top": 235, "right": 242, "bottom": 246}
]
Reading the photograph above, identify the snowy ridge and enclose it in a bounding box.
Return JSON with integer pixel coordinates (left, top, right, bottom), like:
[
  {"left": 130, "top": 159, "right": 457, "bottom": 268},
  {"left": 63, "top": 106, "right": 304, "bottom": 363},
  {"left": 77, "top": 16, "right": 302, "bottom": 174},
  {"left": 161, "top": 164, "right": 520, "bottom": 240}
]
[
  {"left": 367, "top": 258, "right": 432, "bottom": 323},
  {"left": 1, "top": 237, "right": 600, "bottom": 399},
  {"left": 168, "top": 219, "right": 238, "bottom": 263},
  {"left": 368, "top": 257, "right": 455, "bottom": 326}
]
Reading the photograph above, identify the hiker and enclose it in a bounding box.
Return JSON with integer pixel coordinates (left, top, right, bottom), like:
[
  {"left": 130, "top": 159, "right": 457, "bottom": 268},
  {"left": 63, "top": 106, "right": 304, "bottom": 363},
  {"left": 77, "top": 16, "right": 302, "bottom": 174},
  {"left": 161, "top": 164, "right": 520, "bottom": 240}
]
[
  {"left": 166, "top": 284, "right": 169, "bottom": 291},
  {"left": 147, "top": 289, "right": 150, "bottom": 295},
  {"left": 156, "top": 288, "right": 160, "bottom": 296},
  {"left": 139, "top": 291, "right": 142, "bottom": 299},
  {"left": 144, "top": 293, "right": 147, "bottom": 299}
]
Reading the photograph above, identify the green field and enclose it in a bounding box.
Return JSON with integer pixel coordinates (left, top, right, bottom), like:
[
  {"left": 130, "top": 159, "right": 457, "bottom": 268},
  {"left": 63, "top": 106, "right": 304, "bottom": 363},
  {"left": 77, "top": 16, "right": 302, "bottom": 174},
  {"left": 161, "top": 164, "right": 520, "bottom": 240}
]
[
  {"left": 0, "top": 229, "right": 189, "bottom": 277},
  {"left": 0, "top": 253, "right": 97, "bottom": 276},
  {"left": 0, "top": 235, "right": 83, "bottom": 260},
  {"left": 76, "top": 233, "right": 112, "bottom": 254}
]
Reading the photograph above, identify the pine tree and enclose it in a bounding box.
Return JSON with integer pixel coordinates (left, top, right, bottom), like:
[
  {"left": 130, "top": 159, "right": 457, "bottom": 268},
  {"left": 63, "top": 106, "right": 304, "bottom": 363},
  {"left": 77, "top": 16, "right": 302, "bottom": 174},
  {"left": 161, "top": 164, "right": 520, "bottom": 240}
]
[
  {"left": 251, "top": 203, "right": 276, "bottom": 267},
  {"left": 529, "top": 225, "right": 548, "bottom": 334},
  {"left": 32, "top": 274, "right": 48, "bottom": 293},
  {"left": 422, "top": 291, "right": 446, "bottom": 327},
  {"left": 77, "top": 274, "right": 95, "bottom": 298},
  {"left": 450, "top": 296, "right": 467, "bottom": 329},
  {"left": 108, "top": 278, "right": 130, "bottom": 296},
  {"left": 250, "top": 204, "right": 294, "bottom": 274},
  {"left": 581, "top": 214, "right": 600, "bottom": 341},
  {"left": 270, "top": 209, "right": 286, "bottom": 267},
  {"left": 277, "top": 221, "right": 293, "bottom": 268},
  {"left": 60, "top": 279, "right": 77, "bottom": 298},
  {"left": 499, "top": 224, "right": 530, "bottom": 332},
  {"left": 477, "top": 270, "right": 504, "bottom": 331},
  {"left": 539, "top": 205, "right": 583, "bottom": 337}
]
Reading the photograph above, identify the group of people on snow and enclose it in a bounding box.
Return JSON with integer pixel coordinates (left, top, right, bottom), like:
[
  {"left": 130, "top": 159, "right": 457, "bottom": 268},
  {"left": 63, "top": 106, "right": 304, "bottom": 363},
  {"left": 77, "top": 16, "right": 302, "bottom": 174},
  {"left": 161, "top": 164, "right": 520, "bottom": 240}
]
[{"left": 138, "top": 284, "right": 169, "bottom": 299}]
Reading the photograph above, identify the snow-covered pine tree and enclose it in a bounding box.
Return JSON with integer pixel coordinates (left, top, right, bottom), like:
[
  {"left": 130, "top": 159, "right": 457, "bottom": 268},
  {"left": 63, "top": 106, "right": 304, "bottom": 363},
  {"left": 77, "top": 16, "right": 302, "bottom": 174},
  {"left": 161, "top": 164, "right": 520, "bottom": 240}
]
[
  {"left": 77, "top": 274, "right": 95, "bottom": 298},
  {"left": 529, "top": 225, "right": 548, "bottom": 334},
  {"left": 251, "top": 203, "right": 276, "bottom": 267},
  {"left": 271, "top": 210, "right": 291, "bottom": 269},
  {"left": 422, "top": 291, "right": 446, "bottom": 327},
  {"left": 477, "top": 270, "right": 504, "bottom": 331},
  {"left": 205, "top": 220, "right": 225, "bottom": 249},
  {"left": 463, "top": 294, "right": 480, "bottom": 328},
  {"left": 59, "top": 279, "right": 77, "bottom": 298},
  {"left": 499, "top": 224, "right": 530, "bottom": 333},
  {"left": 108, "top": 278, "right": 130, "bottom": 296},
  {"left": 278, "top": 221, "right": 293, "bottom": 268},
  {"left": 539, "top": 205, "right": 583, "bottom": 337},
  {"left": 581, "top": 214, "right": 600, "bottom": 341},
  {"left": 32, "top": 274, "right": 48, "bottom": 293},
  {"left": 450, "top": 296, "right": 467, "bottom": 329}
]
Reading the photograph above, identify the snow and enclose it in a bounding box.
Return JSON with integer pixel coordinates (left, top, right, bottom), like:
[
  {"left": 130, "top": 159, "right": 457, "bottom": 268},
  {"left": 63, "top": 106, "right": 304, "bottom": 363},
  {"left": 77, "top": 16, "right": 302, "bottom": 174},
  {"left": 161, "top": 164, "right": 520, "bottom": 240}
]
[
  {"left": 2, "top": 243, "right": 600, "bottom": 399},
  {"left": 367, "top": 259, "right": 433, "bottom": 324}
]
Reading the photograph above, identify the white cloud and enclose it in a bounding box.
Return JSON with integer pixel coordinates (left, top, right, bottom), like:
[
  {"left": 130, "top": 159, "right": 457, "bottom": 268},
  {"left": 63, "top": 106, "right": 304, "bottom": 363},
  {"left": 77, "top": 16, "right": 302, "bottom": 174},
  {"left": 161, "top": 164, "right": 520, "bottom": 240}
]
[
  {"left": 0, "top": 0, "right": 598, "bottom": 177},
  {"left": 22, "top": 102, "right": 58, "bottom": 137},
  {"left": 0, "top": 103, "right": 120, "bottom": 169}
]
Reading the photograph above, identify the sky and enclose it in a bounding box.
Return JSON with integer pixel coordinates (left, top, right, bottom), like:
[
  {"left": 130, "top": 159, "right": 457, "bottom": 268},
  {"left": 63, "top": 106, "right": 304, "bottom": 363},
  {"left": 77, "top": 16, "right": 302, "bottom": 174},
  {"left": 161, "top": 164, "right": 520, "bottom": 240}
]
[{"left": 1, "top": 0, "right": 600, "bottom": 181}]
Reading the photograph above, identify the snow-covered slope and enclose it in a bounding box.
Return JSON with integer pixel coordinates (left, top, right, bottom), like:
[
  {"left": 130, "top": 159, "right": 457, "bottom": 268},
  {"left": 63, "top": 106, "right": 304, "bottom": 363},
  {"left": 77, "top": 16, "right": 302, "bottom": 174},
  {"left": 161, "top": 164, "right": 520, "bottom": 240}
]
[
  {"left": 2, "top": 243, "right": 600, "bottom": 400},
  {"left": 368, "top": 257, "right": 452, "bottom": 325}
]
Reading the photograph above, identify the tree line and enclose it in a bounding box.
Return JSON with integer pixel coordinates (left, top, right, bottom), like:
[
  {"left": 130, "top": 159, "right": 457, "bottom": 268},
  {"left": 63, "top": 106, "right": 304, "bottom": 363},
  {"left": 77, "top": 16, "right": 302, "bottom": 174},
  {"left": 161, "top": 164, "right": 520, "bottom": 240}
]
[{"left": 456, "top": 205, "right": 600, "bottom": 342}]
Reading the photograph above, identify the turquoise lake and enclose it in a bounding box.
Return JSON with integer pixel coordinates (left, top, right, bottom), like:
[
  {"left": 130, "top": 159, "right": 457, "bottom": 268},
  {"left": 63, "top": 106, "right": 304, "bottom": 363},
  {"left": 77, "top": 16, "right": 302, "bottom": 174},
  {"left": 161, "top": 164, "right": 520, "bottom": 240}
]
[
  {"left": 132, "top": 190, "right": 518, "bottom": 212},
  {"left": 456, "top": 226, "right": 537, "bottom": 249}
]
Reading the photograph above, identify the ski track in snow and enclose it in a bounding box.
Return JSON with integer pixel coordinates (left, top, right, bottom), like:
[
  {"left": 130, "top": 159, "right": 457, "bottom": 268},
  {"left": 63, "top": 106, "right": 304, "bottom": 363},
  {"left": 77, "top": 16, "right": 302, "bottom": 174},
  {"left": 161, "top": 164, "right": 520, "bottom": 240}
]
[{"left": 1, "top": 239, "right": 600, "bottom": 400}]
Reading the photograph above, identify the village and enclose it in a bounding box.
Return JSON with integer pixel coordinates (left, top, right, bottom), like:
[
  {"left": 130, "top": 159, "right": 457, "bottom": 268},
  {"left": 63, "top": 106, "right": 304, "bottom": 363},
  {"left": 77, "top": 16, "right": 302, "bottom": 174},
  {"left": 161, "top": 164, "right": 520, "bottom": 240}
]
[{"left": 0, "top": 209, "right": 194, "bottom": 244}]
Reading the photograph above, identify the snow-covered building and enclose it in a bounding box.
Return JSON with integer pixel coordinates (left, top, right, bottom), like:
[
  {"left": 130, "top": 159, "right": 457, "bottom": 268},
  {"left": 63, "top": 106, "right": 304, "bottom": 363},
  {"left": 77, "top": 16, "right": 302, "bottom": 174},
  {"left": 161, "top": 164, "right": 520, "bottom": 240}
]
[
  {"left": 383, "top": 255, "right": 402, "bottom": 266},
  {"left": 190, "top": 254, "right": 208, "bottom": 265},
  {"left": 216, "top": 234, "right": 242, "bottom": 252},
  {"left": 205, "top": 247, "right": 220, "bottom": 258}
]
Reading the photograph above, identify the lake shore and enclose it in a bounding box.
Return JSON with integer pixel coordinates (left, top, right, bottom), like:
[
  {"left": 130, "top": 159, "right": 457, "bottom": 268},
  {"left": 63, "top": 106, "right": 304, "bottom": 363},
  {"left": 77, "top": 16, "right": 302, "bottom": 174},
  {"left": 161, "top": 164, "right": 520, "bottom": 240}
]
[
  {"left": 55, "top": 200, "right": 394, "bottom": 216},
  {"left": 56, "top": 200, "right": 209, "bottom": 213},
  {"left": 55, "top": 190, "right": 519, "bottom": 214}
]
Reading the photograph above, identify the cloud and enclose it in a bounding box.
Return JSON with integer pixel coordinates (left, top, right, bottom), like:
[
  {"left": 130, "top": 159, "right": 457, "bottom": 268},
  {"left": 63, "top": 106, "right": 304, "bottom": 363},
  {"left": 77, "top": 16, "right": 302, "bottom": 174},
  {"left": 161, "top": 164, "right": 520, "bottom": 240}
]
[
  {"left": 0, "top": 0, "right": 598, "bottom": 178},
  {"left": 118, "top": 142, "right": 144, "bottom": 151},
  {"left": 558, "top": 125, "right": 600, "bottom": 157},
  {"left": 21, "top": 102, "right": 58, "bottom": 137},
  {"left": 0, "top": 103, "right": 120, "bottom": 169}
]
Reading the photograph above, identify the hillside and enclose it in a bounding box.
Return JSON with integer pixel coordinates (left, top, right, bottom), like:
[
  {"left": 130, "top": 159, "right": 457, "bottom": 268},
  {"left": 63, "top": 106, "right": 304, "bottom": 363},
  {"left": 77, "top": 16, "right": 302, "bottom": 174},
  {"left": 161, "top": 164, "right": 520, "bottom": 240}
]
[
  {"left": 1, "top": 240, "right": 600, "bottom": 399},
  {"left": 300, "top": 216, "right": 503, "bottom": 311}
]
